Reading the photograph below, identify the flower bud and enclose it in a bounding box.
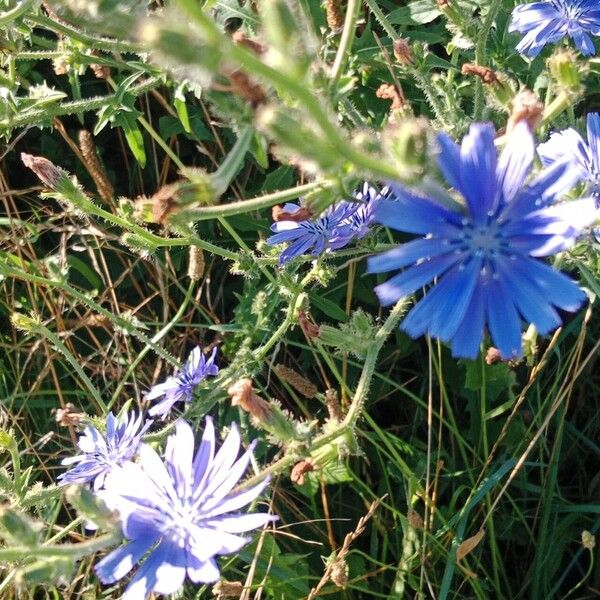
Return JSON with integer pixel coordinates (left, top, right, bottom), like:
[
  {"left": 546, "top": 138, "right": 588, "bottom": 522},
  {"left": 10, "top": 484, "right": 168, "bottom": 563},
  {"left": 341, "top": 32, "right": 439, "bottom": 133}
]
[
  {"left": 507, "top": 89, "right": 544, "bottom": 133},
  {"left": 393, "top": 38, "right": 413, "bottom": 65},
  {"left": 21, "top": 153, "right": 63, "bottom": 188},
  {"left": 0, "top": 506, "right": 40, "bottom": 546},
  {"left": 582, "top": 530, "right": 596, "bottom": 551},
  {"left": 382, "top": 118, "right": 428, "bottom": 182},
  {"left": 548, "top": 49, "right": 586, "bottom": 93}
]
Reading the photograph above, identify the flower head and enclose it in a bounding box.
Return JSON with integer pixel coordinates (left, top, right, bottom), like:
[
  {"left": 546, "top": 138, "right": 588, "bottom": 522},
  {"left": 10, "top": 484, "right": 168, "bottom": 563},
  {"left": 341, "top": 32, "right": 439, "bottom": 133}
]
[
  {"left": 95, "top": 419, "right": 274, "bottom": 600},
  {"left": 538, "top": 112, "right": 600, "bottom": 196},
  {"left": 368, "top": 122, "right": 596, "bottom": 360},
  {"left": 510, "top": 1, "right": 600, "bottom": 58},
  {"left": 146, "top": 347, "right": 218, "bottom": 419},
  {"left": 58, "top": 411, "right": 150, "bottom": 491},
  {"left": 267, "top": 184, "right": 387, "bottom": 265},
  {"left": 267, "top": 202, "right": 357, "bottom": 265}
]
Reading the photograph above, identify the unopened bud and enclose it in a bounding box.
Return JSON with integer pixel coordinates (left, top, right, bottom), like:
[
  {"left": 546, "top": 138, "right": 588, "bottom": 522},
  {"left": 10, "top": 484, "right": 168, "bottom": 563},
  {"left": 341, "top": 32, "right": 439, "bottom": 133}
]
[
  {"left": 10, "top": 312, "right": 40, "bottom": 333},
  {"left": 382, "top": 118, "right": 428, "bottom": 181},
  {"left": 0, "top": 507, "right": 39, "bottom": 546},
  {"left": 54, "top": 404, "right": 85, "bottom": 428},
  {"left": 64, "top": 485, "right": 116, "bottom": 527},
  {"left": 548, "top": 49, "right": 585, "bottom": 92},
  {"left": 582, "top": 530, "right": 596, "bottom": 551},
  {"left": 21, "top": 153, "right": 63, "bottom": 188},
  {"left": 507, "top": 89, "right": 544, "bottom": 133},
  {"left": 485, "top": 347, "right": 502, "bottom": 365}
]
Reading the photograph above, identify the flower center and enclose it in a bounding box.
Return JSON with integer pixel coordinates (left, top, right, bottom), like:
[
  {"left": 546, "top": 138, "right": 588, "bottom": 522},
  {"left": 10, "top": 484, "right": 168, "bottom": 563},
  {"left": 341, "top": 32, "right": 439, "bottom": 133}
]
[{"left": 461, "top": 223, "right": 504, "bottom": 258}]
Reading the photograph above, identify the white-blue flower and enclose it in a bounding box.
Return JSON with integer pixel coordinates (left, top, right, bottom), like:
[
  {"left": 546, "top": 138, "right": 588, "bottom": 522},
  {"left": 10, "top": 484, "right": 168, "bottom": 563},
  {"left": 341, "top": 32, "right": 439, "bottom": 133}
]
[{"left": 95, "top": 419, "right": 274, "bottom": 600}]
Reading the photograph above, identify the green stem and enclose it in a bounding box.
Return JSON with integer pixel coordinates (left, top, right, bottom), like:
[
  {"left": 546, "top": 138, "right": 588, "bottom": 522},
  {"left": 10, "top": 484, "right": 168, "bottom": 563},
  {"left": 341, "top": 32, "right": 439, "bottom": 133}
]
[
  {"left": 364, "top": 0, "right": 397, "bottom": 39},
  {"left": 1, "top": 77, "right": 161, "bottom": 130},
  {"left": 174, "top": 0, "right": 400, "bottom": 180},
  {"left": 181, "top": 181, "right": 324, "bottom": 222},
  {"left": 473, "top": 0, "right": 503, "bottom": 120},
  {"left": 31, "top": 323, "right": 108, "bottom": 414},
  {"left": 0, "top": 0, "right": 36, "bottom": 27},
  {"left": 330, "top": 0, "right": 361, "bottom": 90},
  {"left": 27, "top": 13, "right": 140, "bottom": 52},
  {"left": 0, "top": 263, "right": 180, "bottom": 367},
  {"left": 0, "top": 532, "right": 121, "bottom": 561},
  {"left": 108, "top": 279, "right": 196, "bottom": 410},
  {"left": 240, "top": 297, "right": 408, "bottom": 489},
  {"left": 343, "top": 298, "right": 408, "bottom": 427}
]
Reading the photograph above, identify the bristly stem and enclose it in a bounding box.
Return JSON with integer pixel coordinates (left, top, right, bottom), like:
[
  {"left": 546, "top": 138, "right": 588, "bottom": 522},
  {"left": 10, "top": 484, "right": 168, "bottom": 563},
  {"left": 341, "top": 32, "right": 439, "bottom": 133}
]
[
  {"left": 473, "top": 0, "right": 503, "bottom": 120},
  {"left": 330, "top": 0, "right": 362, "bottom": 90}
]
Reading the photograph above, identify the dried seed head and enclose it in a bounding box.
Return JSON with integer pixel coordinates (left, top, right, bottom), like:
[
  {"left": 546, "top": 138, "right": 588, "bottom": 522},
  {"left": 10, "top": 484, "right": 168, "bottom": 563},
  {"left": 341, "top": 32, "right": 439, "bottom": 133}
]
[
  {"left": 21, "top": 153, "right": 63, "bottom": 188},
  {"left": 330, "top": 559, "right": 349, "bottom": 588},
  {"left": 507, "top": 89, "right": 544, "bottom": 133},
  {"left": 188, "top": 246, "right": 205, "bottom": 281},
  {"left": 272, "top": 204, "right": 313, "bottom": 222},
  {"left": 376, "top": 83, "right": 405, "bottom": 111},
  {"left": 78, "top": 130, "right": 114, "bottom": 203},
  {"left": 231, "top": 31, "right": 266, "bottom": 55},
  {"left": 325, "top": 388, "right": 341, "bottom": 421},
  {"left": 461, "top": 63, "right": 499, "bottom": 84},
  {"left": 290, "top": 459, "right": 316, "bottom": 485},
  {"left": 408, "top": 509, "right": 424, "bottom": 529},
  {"left": 212, "top": 580, "right": 244, "bottom": 597},
  {"left": 297, "top": 310, "right": 320, "bottom": 339},
  {"left": 54, "top": 404, "right": 85, "bottom": 428},
  {"left": 227, "top": 379, "right": 272, "bottom": 422},
  {"left": 135, "top": 183, "right": 180, "bottom": 225},
  {"left": 393, "top": 38, "right": 413, "bottom": 65},
  {"left": 485, "top": 347, "right": 502, "bottom": 365},
  {"left": 227, "top": 69, "right": 267, "bottom": 107},
  {"left": 324, "top": 0, "right": 343, "bottom": 30},
  {"left": 274, "top": 364, "right": 317, "bottom": 398}
]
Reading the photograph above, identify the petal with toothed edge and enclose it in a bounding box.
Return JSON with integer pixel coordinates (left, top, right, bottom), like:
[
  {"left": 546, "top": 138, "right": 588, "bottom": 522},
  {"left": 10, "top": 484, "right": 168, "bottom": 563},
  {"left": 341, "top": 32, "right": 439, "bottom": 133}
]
[
  {"left": 459, "top": 123, "right": 498, "bottom": 223},
  {"left": 485, "top": 277, "right": 523, "bottom": 359},
  {"left": 450, "top": 283, "right": 485, "bottom": 359},
  {"left": 496, "top": 122, "right": 534, "bottom": 206},
  {"left": 373, "top": 253, "right": 463, "bottom": 307},
  {"left": 165, "top": 420, "right": 195, "bottom": 498},
  {"left": 95, "top": 535, "right": 159, "bottom": 584},
  {"left": 150, "top": 539, "right": 187, "bottom": 595},
  {"left": 367, "top": 238, "right": 453, "bottom": 274},
  {"left": 186, "top": 555, "right": 220, "bottom": 584},
  {"left": 494, "top": 260, "right": 561, "bottom": 335}
]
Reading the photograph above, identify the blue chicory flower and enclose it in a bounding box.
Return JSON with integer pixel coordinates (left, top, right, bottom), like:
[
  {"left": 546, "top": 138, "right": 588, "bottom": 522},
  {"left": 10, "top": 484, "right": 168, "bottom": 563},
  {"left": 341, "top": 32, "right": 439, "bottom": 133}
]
[
  {"left": 538, "top": 112, "right": 600, "bottom": 197},
  {"left": 510, "top": 0, "right": 600, "bottom": 58},
  {"left": 267, "top": 183, "right": 386, "bottom": 265},
  {"left": 95, "top": 418, "right": 275, "bottom": 600},
  {"left": 58, "top": 411, "right": 151, "bottom": 491},
  {"left": 267, "top": 202, "right": 357, "bottom": 265},
  {"left": 367, "top": 122, "right": 597, "bottom": 360},
  {"left": 146, "top": 347, "right": 219, "bottom": 419}
]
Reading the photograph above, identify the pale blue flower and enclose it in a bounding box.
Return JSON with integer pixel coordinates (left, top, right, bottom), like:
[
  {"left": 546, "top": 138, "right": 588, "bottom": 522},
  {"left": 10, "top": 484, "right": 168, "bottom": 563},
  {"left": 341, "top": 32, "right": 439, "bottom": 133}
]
[
  {"left": 95, "top": 419, "right": 274, "bottom": 600},
  {"left": 146, "top": 347, "right": 218, "bottom": 419},
  {"left": 510, "top": 1, "right": 600, "bottom": 58},
  {"left": 59, "top": 411, "right": 150, "bottom": 490},
  {"left": 538, "top": 112, "right": 600, "bottom": 196},
  {"left": 368, "top": 122, "right": 596, "bottom": 359}
]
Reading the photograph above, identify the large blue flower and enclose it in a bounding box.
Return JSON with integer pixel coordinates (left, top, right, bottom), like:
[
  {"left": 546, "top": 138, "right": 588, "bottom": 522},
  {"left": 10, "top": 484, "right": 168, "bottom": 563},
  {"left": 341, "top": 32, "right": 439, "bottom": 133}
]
[
  {"left": 146, "top": 347, "right": 219, "bottom": 419},
  {"left": 510, "top": 1, "right": 600, "bottom": 58},
  {"left": 58, "top": 411, "right": 151, "bottom": 491},
  {"left": 95, "top": 419, "right": 274, "bottom": 600},
  {"left": 538, "top": 112, "right": 600, "bottom": 196},
  {"left": 367, "top": 122, "right": 597, "bottom": 359}
]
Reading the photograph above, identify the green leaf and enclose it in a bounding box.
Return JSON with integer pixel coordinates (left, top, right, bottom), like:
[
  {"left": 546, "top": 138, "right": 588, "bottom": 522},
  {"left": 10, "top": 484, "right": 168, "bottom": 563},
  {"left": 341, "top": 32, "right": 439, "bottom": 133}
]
[
  {"left": 117, "top": 112, "right": 146, "bottom": 168},
  {"left": 388, "top": 0, "right": 440, "bottom": 25},
  {"left": 310, "top": 293, "right": 349, "bottom": 322}
]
